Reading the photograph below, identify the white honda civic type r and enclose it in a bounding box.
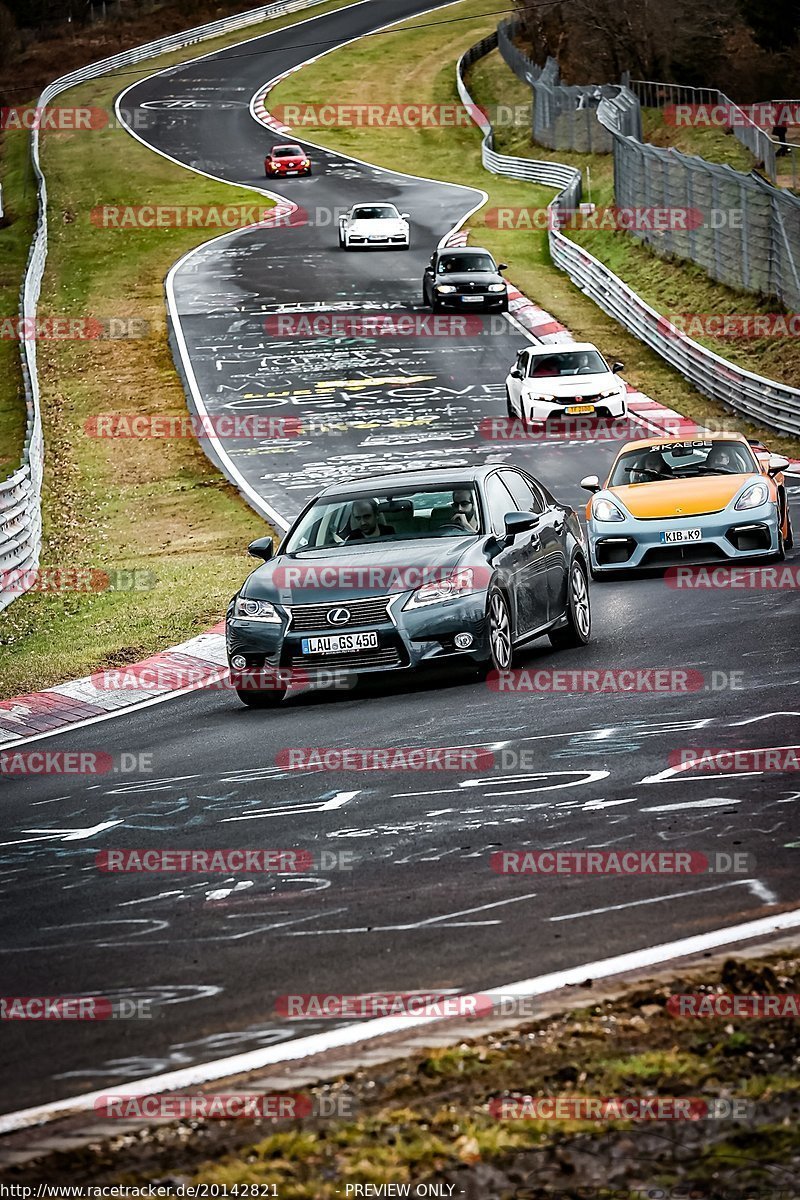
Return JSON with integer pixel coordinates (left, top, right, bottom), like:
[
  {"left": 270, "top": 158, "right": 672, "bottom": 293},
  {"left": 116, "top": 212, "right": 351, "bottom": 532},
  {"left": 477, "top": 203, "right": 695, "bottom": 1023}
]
[
  {"left": 338, "top": 203, "right": 410, "bottom": 250},
  {"left": 505, "top": 342, "right": 628, "bottom": 421}
]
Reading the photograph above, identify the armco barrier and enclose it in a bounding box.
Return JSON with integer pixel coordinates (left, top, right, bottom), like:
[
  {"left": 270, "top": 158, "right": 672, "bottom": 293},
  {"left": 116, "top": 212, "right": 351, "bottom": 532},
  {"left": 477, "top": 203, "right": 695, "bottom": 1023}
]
[
  {"left": 1, "top": 0, "right": 326, "bottom": 613},
  {"left": 458, "top": 34, "right": 800, "bottom": 438}
]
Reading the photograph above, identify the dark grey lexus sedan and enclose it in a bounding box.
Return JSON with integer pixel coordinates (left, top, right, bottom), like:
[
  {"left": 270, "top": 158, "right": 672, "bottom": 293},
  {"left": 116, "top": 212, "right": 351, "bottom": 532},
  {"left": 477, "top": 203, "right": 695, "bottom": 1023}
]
[{"left": 226, "top": 466, "right": 591, "bottom": 706}]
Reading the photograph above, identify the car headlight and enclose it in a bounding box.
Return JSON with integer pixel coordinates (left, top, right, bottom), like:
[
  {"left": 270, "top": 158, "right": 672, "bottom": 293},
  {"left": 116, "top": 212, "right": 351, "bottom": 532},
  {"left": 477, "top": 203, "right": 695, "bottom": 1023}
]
[
  {"left": 591, "top": 497, "right": 625, "bottom": 522},
  {"left": 734, "top": 481, "right": 770, "bottom": 510},
  {"left": 233, "top": 596, "right": 281, "bottom": 622},
  {"left": 436, "top": 284, "right": 457, "bottom": 294},
  {"left": 488, "top": 283, "right": 507, "bottom": 293},
  {"left": 598, "top": 386, "right": 623, "bottom": 398},
  {"left": 403, "top": 569, "right": 480, "bottom": 609},
  {"left": 301, "top": 159, "right": 310, "bottom": 166}
]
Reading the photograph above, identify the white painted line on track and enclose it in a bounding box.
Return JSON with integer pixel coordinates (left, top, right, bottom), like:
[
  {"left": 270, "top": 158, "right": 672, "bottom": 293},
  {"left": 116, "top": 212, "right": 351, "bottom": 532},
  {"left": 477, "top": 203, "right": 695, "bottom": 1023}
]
[{"left": 3, "top": 906, "right": 800, "bottom": 1134}]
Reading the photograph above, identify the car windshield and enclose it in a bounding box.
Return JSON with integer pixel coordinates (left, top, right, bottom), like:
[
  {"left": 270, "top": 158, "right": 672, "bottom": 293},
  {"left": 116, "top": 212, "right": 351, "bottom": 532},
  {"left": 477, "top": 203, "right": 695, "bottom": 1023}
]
[
  {"left": 439, "top": 254, "right": 495, "bottom": 274},
  {"left": 283, "top": 486, "right": 483, "bottom": 552},
  {"left": 273, "top": 146, "right": 303, "bottom": 157},
  {"left": 528, "top": 350, "right": 607, "bottom": 377},
  {"left": 352, "top": 206, "right": 399, "bottom": 220},
  {"left": 609, "top": 440, "right": 758, "bottom": 486}
]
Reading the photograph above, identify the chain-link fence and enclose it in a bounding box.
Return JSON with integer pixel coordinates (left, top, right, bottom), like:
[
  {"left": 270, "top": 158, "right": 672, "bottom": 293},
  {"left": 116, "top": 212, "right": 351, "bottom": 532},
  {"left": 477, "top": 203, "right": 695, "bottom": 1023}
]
[
  {"left": 600, "top": 92, "right": 800, "bottom": 313},
  {"left": 629, "top": 79, "right": 800, "bottom": 192},
  {"left": 497, "top": 19, "right": 641, "bottom": 152},
  {"left": 497, "top": 18, "right": 800, "bottom": 313}
]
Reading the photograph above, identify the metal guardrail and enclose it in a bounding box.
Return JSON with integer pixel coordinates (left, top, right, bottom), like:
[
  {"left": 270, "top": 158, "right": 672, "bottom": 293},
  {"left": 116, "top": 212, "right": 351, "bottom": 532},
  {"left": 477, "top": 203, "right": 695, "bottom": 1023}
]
[
  {"left": 458, "top": 35, "right": 800, "bottom": 439},
  {"left": 457, "top": 34, "right": 583, "bottom": 206},
  {"left": 0, "top": 0, "right": 326, "bottom": 613},
  {"left": 497, "top": 19, "right": 641, "bottom": 151}
]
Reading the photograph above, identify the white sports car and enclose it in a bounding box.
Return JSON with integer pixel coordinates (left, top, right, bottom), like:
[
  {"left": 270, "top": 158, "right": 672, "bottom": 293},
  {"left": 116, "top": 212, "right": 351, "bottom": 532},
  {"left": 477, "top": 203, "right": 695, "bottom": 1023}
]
[
  {"left": 338, "top": 203, "right": 410, "bottom": 250},
  {"left": 505, "top": 342, "right": 627, "bottom": 422}
]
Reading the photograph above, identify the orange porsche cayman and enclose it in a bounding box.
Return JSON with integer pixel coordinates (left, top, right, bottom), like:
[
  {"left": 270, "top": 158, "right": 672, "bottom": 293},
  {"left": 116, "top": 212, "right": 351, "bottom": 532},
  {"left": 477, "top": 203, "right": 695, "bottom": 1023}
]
[{"left": 580, "top": 433, "right": 792, "bottom": 577}]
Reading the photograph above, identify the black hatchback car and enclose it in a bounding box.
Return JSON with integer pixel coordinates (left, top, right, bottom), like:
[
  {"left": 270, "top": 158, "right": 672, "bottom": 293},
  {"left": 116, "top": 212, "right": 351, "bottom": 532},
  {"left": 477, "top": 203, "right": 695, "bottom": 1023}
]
[
  {"left": 422, "top": 247, "right": 509, "bottom": 312},
  {"left": 226, "top": 466, "right": 591, "bottom": 706}
]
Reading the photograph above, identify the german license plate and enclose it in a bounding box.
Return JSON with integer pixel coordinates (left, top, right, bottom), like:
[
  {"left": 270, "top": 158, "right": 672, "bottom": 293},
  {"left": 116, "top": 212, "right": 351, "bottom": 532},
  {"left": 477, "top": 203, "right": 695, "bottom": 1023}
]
[
  {"left": 301, "top": 632, "right": 379, "bottom": 655},
  {"left": 286, "top": 170, "right": 298, "bottom": 175},
  {"left": 660, "top": 528, "right": 702, "bottom": 544},
  {"left": 462, "top": 296, "right": 483, "bottom": 303},
  {"left": 566, "top": 404, "right": 595, "bottom": 414}
]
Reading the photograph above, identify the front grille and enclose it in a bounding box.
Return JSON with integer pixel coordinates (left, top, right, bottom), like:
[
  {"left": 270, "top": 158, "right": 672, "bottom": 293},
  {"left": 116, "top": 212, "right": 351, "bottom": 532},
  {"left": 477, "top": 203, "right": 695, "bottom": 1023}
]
[
  {"left": 286, "top": 596, "right": 391, "bottom": 632},
  {"left": 557, "top": 393, "right": 602, "bottom": 405},
  {"left": 457, "top": 282, "right": 490, "bottom": 293},
  {"left": 289, "top": 647, "right": 404, "bottom": 670},
  {"left": 641, "top": 544, "right": 726, "bottom": 566}
]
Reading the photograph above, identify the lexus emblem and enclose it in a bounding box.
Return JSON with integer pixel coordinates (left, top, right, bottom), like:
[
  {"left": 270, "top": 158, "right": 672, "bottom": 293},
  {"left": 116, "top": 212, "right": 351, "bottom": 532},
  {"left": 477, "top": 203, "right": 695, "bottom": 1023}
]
[{"left": 326, "top": 607, "right": 351, "bottom": 626}]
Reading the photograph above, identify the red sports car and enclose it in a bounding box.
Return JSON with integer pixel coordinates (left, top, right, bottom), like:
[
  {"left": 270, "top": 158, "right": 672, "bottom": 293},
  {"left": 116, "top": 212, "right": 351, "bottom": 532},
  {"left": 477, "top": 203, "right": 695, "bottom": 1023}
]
[{"left": 264, "top": 144, "right": 312, "bottom": 177}]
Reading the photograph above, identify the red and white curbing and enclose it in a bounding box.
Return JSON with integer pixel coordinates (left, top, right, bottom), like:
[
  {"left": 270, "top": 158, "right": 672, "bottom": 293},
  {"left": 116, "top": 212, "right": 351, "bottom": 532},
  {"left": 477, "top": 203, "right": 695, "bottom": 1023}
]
[{"left": 0, "top": 625, "right": 228, "bottom": 748}]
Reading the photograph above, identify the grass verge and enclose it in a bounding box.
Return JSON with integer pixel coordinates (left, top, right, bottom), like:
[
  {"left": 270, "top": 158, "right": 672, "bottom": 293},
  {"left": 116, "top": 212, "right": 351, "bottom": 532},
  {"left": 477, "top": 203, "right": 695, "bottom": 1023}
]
[
  {"left": 28, "top": 951, "right": 800, "bottom": 1192},
  {"left": 0, "top": 120, "right": 38, "bottom": 474},
  {"left": 269, "top": 0, "right": 799, "bottom": 460},
  {"left": 0, "top": 0, "right": 358, "bottom": 699}
]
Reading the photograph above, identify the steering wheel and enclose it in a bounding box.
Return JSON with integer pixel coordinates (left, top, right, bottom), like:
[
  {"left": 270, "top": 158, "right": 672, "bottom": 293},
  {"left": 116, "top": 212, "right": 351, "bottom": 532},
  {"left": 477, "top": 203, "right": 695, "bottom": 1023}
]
[{"left": 434, "top": 521, "right": 467, "bottom": 534}]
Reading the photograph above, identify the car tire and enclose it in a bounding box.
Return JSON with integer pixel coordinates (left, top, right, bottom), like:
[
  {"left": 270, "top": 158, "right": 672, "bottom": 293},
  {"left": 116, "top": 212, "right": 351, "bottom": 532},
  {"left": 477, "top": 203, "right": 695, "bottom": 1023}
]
[
  {"left": 236, "top": 686, "right": 286, "bottom": 708},
  {"left": 498, "top": 299, "right": 509, "bottom": 313},
  {"left": 485, "top": 588, "right": 515, "bottom": 672},
  {"left": 785, "top": 512, "right": 794, "bottom": 549},
  {"left": 549, "top": 559, "right": 592, "bottom": 648},
  {"left": 431, "top": 296, "right": 443, "bottom": 312},
  {"left": 505, "top": 387, "right": 515, "bottom": 418}
]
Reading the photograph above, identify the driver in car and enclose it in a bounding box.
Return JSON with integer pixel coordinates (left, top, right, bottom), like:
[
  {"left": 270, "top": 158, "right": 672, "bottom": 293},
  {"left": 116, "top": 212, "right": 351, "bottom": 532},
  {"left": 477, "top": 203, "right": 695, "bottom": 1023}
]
[
  {"left": 347, "top": 499, "right": 395, "bottom": 541},
  {"left": 631, "top": 450, "right": 667, "bottom": 483}
]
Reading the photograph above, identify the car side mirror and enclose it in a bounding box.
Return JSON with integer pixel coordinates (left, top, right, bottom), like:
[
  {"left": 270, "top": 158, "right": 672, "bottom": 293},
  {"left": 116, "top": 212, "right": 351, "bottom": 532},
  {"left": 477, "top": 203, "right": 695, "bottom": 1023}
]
[
  {"left": 611, "top": 361, "right": 624, "bottom": 373},
  {"left": 504, "top": 511, "right": 540, "bottom": 539},
  {"left": 580, "top": 475, "right": 601, "bottom": 493},
  {"left": 768, "top": 453, "right": 789, "bottom": 474},
  {"left": 247, "top": 536, "right": 274, "bottom": 561},
  {"left": 400, "top": 212, "right": 410, "bottom": 219},
  {"left": 498, "top": 263, "right": 508, "bottom": 271},
  {"left": 510, "top": 367, "right": 522, "bottom": 380}
]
